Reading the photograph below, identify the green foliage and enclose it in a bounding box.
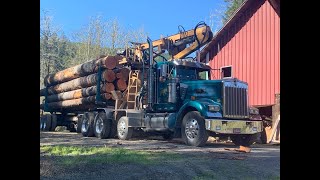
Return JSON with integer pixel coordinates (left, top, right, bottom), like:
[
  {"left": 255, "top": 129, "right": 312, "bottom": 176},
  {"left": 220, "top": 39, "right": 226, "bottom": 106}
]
[
  {"left": 222, "top": 0, "right": 245, "bottom": 24},
  {"left": 40, "top": 145, "right": 181, "bottom": 166}
]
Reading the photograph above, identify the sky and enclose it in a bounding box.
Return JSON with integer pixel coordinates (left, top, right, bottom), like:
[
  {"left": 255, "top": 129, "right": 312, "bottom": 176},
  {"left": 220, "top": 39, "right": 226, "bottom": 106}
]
[{"left": 40, "top": 0, "right": 226, "bottom": 41}]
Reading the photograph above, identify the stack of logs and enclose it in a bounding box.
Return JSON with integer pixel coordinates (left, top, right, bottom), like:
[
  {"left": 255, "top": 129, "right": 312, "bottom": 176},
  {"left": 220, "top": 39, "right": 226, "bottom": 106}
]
[{"left": 40, "top": 55, "right": 130, "bottom": 111}]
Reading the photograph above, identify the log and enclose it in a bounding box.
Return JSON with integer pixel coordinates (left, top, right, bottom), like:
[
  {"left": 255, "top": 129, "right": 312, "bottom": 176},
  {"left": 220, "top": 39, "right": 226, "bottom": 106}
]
[
  {"left": 105, "top": 83, "right": 115, "bottom": 93},
  {"left": 40, "top": 68, "right": 129, "bottom": 96},
  {"left": 116, "top": 79, "right": 127, "bottom": 91},
  {"left": 103, "top": 70, "right": 116, "bottom": 82},
  {"left": 104, "top": 93, "right": 112, "bottom": 100},
  {"left": 46, "top": 84, "right": 114, "bottom": 102},
  {"left": 115, "top": 68, "right": 130, "bottom": 81},
  {"left": 44, "top": 58, "right": 100, "bottom": 86},
  {"left": 99, "top": 56, "right": 121, "bottom": 70},
  {"left": 111, "top": 91, "right": 123, "bottom": 100},
  {"left": 44, "top": 55, "right": 124, "bottom": 86},
  {"left": 46, "top": 93, "right": 112, "bottom": 109},
  {"left": 43, "top": 73, "right": 99, "bottom": 95}
]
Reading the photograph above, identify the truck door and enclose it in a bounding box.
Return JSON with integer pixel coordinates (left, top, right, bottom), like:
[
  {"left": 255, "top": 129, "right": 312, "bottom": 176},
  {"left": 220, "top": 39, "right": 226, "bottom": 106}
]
[{"left": 155, "top": 64, "right": 177, "bottom": 112}]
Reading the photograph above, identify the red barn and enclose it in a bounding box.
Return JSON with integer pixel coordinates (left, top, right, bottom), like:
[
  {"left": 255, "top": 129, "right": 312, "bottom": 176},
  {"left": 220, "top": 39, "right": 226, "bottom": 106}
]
[{"left": 200, "top": 0, "right": 280, "bottom": 142}]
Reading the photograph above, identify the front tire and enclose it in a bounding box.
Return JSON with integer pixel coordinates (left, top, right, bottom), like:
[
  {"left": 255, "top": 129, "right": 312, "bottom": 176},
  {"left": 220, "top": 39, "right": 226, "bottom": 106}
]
[
  {"left": 94, "top": 112, "right": 111, "bottom": 139},
  {"left": 81, "top": 113, "right": 95, "bottom": 137},
  {"left": 181, "top": 111, "right": 208, "bottom": 147},
  {"left": 117, "top": 117, "right": 133, "bottom": 140}
]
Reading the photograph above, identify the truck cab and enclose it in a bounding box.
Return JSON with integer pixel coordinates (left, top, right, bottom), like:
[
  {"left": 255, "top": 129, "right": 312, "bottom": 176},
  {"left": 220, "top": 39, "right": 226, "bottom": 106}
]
[{"left": 107, "top": 57, "right": 262, "bottom": 147}]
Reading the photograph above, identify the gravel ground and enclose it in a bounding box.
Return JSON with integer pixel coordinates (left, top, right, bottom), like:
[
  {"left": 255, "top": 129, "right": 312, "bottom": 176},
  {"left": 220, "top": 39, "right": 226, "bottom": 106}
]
[{"left": 40, "top": 131, "right": 280, "bottom": 180}]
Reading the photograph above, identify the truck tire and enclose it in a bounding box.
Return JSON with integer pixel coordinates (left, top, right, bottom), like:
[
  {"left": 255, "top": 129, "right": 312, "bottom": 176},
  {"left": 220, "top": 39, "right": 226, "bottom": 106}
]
[
  {"left": 117, "top": 117, "right": 133, "bottom": 140},
  {"left": 43, "top": 114, "right": 52, "bottom": 131},
  {"left": 230, "top": 134, "right": 256, "bottom": 146},
  {"left": 94, "top": 112, "right": 111, "bottom": 139},
  {"left": 76, "top": 115, "right": 83, "bottom": 133},
  {"left": 181, "top": 111, "right": 208, "bottom": 147},
  {"left": 81, "top": 113, "right": 95, "bottom": 137},
  {"left": 50, "top": 114, "right": 57, "bottom": 131}
]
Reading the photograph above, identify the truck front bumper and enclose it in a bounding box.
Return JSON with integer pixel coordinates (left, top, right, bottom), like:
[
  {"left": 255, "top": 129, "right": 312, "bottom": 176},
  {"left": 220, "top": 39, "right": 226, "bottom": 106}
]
[{"left": 205, "top": 119, "right": 263, "bottom": 134}]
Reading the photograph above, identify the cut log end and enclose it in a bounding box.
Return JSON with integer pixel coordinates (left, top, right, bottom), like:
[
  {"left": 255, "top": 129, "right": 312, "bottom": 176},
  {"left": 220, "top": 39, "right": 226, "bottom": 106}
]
[
  {"left": 116, "top": 79, "right": 127, "bottom": 91},
  {"left": 105, "top": 83, "right": 115, "bottom": 93},
  {"left": 103, "top": 70, "right": 116, "bottom": 82},
  {"left": 102, "top": 56, "right": 118, "bottom": 70}
]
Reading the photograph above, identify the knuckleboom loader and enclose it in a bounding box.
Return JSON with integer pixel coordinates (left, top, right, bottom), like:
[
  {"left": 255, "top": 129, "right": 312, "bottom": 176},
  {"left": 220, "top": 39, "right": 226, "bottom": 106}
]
[{"left": 41, "top": 22, "right": 262, "bottom": 147}]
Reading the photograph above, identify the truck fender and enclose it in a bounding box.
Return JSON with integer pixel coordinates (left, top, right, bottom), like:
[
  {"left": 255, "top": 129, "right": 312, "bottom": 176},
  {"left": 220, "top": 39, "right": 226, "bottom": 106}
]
[
  {"left": 174, "top": 101, "right": 206, "bottom": 128},
  {"left": 96, "top": 108, "right": 113, "bottom": 119}
]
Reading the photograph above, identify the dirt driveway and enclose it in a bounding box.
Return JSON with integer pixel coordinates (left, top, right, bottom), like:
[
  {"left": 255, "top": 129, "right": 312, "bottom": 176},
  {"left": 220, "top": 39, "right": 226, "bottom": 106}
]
[{"left": 40, "top": 131, "right": 280, "bottom": 180}]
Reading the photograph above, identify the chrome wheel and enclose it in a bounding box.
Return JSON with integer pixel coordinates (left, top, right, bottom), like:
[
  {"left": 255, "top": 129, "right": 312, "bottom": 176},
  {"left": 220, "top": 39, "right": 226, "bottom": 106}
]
[
  {"left": 81, "top": 118, "right": 89, "bottom": 133},
  {"left": 118, "top": 120, "right": 126, "bottom": 136},
  {"left": 95, "top": 117, "right": 104, "bottom": 134},
  {"left": 185, "top": 118, "right": 200, "bottom": 139}
]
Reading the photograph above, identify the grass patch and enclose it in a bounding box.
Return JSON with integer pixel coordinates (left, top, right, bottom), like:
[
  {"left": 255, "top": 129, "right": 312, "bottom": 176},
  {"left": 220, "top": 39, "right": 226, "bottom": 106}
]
[{"left": 40, "top": 145, "right": 181, "bottom": 166}]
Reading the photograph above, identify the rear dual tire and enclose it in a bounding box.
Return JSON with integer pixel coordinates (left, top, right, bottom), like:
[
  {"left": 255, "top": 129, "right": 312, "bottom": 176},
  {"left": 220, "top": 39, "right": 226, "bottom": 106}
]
[
  {"left": 81, "top": 113, "right": 95, "bottom": 137},
  {"left": 94, "top": 112, "right": 112, "bottom": 139},
  {"left": 40, "top": 114, "right": 57, "bottom": 131}
]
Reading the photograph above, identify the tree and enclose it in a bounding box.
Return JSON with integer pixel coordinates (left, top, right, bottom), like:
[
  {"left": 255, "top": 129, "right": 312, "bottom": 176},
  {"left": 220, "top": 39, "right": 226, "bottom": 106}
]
[
  {"left": 40, "top": 10, "right": 61, "bottom": 88},
  {"left": 222, "top": 0, "right": 245, "bottom": 24},
  {"left": 71, "top": 15, "right": 109, "bottom": 63},
  {"left": 40, "top": 10, "right": 76, "bottom": 88}
]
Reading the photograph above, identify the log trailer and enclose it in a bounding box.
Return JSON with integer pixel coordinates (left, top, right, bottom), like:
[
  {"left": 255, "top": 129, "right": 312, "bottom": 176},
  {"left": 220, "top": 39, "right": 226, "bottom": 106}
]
[{"left": 40, "top": 22, "right": 263, "bottom": 146}]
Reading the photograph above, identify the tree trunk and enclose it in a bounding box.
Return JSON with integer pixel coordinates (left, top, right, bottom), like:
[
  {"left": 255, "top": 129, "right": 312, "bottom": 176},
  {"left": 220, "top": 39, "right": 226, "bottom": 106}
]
[
  {"left": 46, "top": 84, "right": 114, "bottom": 102},
  {"left": 46, "top": 93, "right": 112, "bottom": 109},
  {"left": 111, "top": 91, "right": 123, "bottom": 100},
  {"left": 44, "top": 55, "right": 124, "bottom": 86},
  {"left": 44, "top": 58, "right": 99, "bottom": 86},
  {"left": 116, "top": 79, "right": 127, "bottom": 91},
  {"left": 99, "top": 55, "right": 122, "bottom": 69},
  {"left": 115, "top": 67, "right": 130, "bottom": 81},
  {"left": 43, "top": 73, "right": 99, "bottom": 95},
  {"left": 105, "top": 83, "right": 115, "bottom": 93},
  {"left": 103, "top": 70, "right": 116, "bottom": 82}
]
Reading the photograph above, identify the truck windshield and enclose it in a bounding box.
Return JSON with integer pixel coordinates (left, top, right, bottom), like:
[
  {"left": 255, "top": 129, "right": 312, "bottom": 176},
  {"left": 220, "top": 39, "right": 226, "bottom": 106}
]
[{"left": 176, "top": 67, "right": 210, "bottom": 80}]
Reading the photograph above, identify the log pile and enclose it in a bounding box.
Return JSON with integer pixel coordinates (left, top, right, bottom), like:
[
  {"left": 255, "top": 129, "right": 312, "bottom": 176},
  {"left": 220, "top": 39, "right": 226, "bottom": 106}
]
[{"left": 40, "top": 55, "right": 130, "bottom": 111}]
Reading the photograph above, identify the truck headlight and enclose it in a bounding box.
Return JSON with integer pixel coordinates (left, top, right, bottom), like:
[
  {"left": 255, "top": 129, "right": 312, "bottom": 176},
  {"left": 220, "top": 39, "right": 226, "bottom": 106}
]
[
  {"left": 249, "top": 107, "right": 259, "bottom": 115},
  {"left": 208, "top": 105, "right": 220, "bottom": 112}
]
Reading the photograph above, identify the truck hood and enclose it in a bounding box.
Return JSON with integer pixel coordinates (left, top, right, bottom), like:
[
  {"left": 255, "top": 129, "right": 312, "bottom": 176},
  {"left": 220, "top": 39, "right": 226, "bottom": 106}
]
[{"left": 180, "top": 80, "right": 223, "bottom": 103}]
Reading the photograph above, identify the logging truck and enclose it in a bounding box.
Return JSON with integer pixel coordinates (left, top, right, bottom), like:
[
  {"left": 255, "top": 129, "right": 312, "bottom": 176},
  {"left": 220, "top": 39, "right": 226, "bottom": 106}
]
[{"left": 40, "top": 22, "right": 263, "bottom": 147}]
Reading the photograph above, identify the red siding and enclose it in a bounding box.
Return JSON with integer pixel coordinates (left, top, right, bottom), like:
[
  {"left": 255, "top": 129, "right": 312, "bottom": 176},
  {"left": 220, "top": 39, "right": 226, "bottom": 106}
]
[{"left": 208, "top": 0, "right": 280, "bottom": 106}]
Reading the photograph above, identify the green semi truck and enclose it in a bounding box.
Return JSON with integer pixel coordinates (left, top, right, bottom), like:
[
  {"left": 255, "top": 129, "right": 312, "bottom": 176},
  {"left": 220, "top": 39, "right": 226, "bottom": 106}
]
[{"left": 40, "top": 23, "right": 262, "bottom": 147}]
